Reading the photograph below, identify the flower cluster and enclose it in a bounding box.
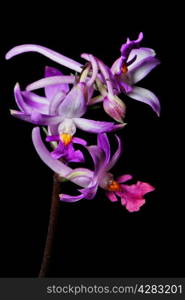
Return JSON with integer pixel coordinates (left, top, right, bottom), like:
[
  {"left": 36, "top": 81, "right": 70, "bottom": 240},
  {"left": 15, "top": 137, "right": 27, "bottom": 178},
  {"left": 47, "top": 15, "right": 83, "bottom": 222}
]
[{"left": 6, "top": 32, "right": 160, "bottom": 212}]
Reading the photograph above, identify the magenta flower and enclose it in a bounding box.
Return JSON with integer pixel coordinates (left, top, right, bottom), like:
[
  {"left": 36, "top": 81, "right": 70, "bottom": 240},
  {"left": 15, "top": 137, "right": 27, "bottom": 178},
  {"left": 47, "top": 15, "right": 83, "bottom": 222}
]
[
  {"left": 105, "top": 176, "right": 155, "bottom": 212},
  {"left": 32, "top": 127, "right": 154, "bottom": 212}
]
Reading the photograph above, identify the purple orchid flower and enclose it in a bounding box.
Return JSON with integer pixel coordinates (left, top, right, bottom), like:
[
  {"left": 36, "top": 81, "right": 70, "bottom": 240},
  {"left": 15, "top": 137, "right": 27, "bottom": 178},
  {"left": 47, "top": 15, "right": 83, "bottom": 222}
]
[
  {"left": 81, "top": 32, "right": 160, "bottom": 122},
  {"left": 10, "top": 62, "right": 123, "bottom": 162},
  {"left": 32, "top": 127, "right": 155, "bottom": 212},
  {"left": 111, "top": 32, "right": 161, "bottom": 116}
]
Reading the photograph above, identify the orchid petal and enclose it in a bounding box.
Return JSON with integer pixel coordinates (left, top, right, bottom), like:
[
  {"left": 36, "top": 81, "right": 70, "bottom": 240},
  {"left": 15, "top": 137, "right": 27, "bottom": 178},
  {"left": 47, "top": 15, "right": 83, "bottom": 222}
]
[
  {"left": 73, "top": 118, "right": 116, "bottom": 133},
  {"left": 14, "top": 83, "right": 31, "bottom": 113},
  {"left": 111, "top": 57, "right": 123, "bottom": 75},
  {"left": 44, "top": 66, "right": 70, "bottom": 98},
  {"left": 134, "top": 181, "right": 155, "bottom": 195},
  {"left": 128, "top": 47, "right": 156, "bottom": 67},
  {"left": 116, "top": 174, "right": 133, "bottom": 183},
  {"left": 79, "top": 183, "right": 98, "bottom": 200},
  {"left": 111, "top": 46, "right": 155, "bottom": 76},
  {"left": 26, "top": 75, "right": 74, "bottom": 95},
  {"left": 66, "top": 149, "right": 84, "bottom": 163},
  {"left": 106, "top": 191, "right": 118, "bottom": 202},
  {"left": 65, "top": 168, "right": 93, "bottom": 187},
  {"left": 10, "top": 109, "right": 61, "bottom": 125},
  {"left": 22, "top": 91, "right": 49, "bottom": 114},
  {"left": 120, "top": 32, "right": 143, "bottom": 62},
  {"left": 97, "top": 59, "right": 114, "bottom": 95},
  {"left": 97, "top": 133, "right": 110, "bottom": 165},
  {"left": 57, "top": 82, "right": 87, "bottom": 118},
  {"left": 22, "top": 91, "right": 48, "bottom": 104},
  {"left": 111, "top": 123, "right": 127, "bottom": 131},
  {"left": 59, "top": 193, "right": 85, "bottom": 202},
  {"left": 128, "top": 86, "right": 160, "bottom": 116},
  {"left": 46, "top": 135, "right": 60, "bottom": 142},
  {"left": 87, "top": 145, "right": 105, "bottom": 177},
  {"left": 107, "top": 135, "right": 122, "bottom": 171},
  {"left": 120, "top": 181, "right": 155, "bottom": 212},
  {"left": 72, "top": 137, "right": 87, "bottom": 146},
  {"left": 121, "top": 197, "right": 145, "bottom": 212},
  {"left": 48, "top": 92, "right": 65, "bottom": 115},
  {"left": 50, "top": 142, "right": 84, "bottom": 163},
  {"left": 118, "top": 80, "right": 133, "bottom": 94},
  {"left": 50, "top": 142, "right": 65, "bottom": 159},
  {"left": 81, "top": 53, "right": 99, "bottom": 87},
  {"left": 128, "top": 56, "right": 160, "bottom": 84},
  {"left": 6, "top": 44, "right": 83, "bottom": 72}
]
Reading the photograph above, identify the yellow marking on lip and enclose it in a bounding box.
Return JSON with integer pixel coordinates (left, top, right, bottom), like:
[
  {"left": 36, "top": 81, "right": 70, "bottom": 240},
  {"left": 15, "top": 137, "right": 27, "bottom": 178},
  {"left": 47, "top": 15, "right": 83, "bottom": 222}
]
[{"left": 60, "top": 133, "right": 72, "bottom": 146}]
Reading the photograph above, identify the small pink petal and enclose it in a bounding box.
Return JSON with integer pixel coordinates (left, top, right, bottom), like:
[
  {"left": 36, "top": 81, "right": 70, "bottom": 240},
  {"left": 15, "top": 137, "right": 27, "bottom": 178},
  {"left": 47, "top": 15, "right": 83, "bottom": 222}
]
[
  {"left": 116, "top": 174, "right": 133, "bottom": 183},
  {"left": 106, "top": 191, "right": 118, "bottom": 202}
]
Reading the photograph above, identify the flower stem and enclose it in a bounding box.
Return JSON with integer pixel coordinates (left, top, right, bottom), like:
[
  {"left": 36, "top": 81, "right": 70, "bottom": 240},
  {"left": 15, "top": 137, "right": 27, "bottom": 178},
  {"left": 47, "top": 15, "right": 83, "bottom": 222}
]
[{"left": 38, "top": 173, "right": 61, "bottom": 277}]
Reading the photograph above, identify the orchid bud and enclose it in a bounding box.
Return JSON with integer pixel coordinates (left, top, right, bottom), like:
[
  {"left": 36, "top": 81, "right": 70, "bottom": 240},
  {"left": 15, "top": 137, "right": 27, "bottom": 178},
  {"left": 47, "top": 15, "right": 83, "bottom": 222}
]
[{"left": 103, "top": 94, "right": 126, "bottom": 123}]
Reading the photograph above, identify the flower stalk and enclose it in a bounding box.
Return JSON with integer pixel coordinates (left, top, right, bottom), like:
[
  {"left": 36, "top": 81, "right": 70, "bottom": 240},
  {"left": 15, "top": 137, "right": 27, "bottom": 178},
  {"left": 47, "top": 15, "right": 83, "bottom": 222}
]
[{"left": 39, "top": 173, "right": 61, "bottom": 277}]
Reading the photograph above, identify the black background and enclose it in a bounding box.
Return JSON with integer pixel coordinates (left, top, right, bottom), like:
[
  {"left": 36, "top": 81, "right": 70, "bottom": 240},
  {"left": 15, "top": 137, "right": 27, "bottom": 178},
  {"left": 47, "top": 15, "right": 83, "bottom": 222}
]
[{"left": 0, "top": 3, "right": 183, "bottom": 277}]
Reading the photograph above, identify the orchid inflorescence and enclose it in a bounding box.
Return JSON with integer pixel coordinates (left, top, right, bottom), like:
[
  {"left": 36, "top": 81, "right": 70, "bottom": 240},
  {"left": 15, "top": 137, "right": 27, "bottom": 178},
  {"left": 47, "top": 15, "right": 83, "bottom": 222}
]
[{"left": 6, "top": 32, "right": 160, "bottom": 212}]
